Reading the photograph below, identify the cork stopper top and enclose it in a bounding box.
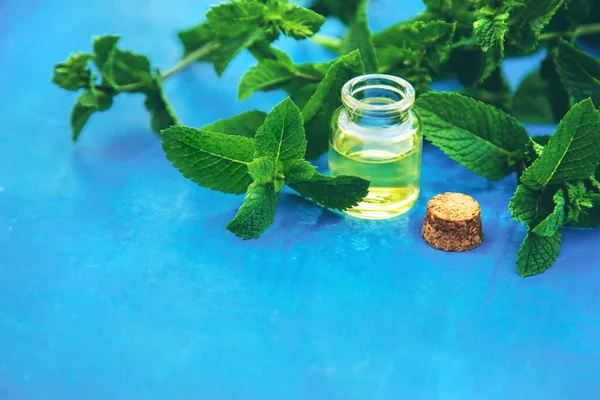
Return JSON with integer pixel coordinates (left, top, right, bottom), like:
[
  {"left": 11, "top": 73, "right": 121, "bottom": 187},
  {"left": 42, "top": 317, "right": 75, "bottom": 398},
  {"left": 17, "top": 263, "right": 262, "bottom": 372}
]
[{"left": 426, "top": 192, "right": 481, "bottom": 221}]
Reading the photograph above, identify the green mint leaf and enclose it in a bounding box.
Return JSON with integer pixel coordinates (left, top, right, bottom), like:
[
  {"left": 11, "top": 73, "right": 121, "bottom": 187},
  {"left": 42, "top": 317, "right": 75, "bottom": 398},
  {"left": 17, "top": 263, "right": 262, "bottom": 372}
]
[
  {"left": 540, "top": 56, "right": 571, "bottom": 123},
  {"left": 78, "top": 87, "right": 100, "bottom": 108},
  {"left": 282, "top": 159, "right": 316, "bottom": 183},
  {"left": 509, "top": 184, "right": 550, "bottom": 229},
  {"left": 302, "top": 50, "right": 365, "bottom": 159},
  {"left": 341, "top": 0, "right": 378, "bottom": 73},
  {"left": 520, "top": 99, "right": 600, "bottom": 189},
  {"left": 280, "top": 5, "right": 327, "bottom": 39},
  {"left": 226, "top": 182, "right": 280, "bottom": 239},
  {"left": 93, "top": 35, "right": 154, "bottom": 91},
  {"left": 565, "top": 181, "right": 600, "bottom": 228},
  {"left": 555, "top": 39, "right": 600, "bottom": 106},
  {"left": 213, "top": 30, "right": 265, "bottom": 76},
  {"left": 248, "top": 157, "right": 277, "bottom": 183},
  {"left": 161, "top": 126, "right": 255, "bottom": 195},
  {"left": 144, "top": 73, "right": 179, "bottom": 133},
  {"left": 203, "top": 110, "right": 267, "bottom": 138},
  {"left": 511, "top": 68, "right": 556, "bottom": 124},
  {"left": 462, "top": 66, "right": 512, "bottom": 112},
  {"left": 415, "top": 92, "right": 530, "bottom": 180},
  {"left": 71, "top": 89, "right": 113, "bottom": 141},
  {"left": 532, "top": 189, "right": 566, "bottom": 237},
  {"left": 178, "top": 22, "right": 263, "bottom": 76},
  {"left": 474, "top": 11, "right": 509, "bottom": 57},
  {"left": 238, "top": 59, "right": 298, "bottom": 100},
  {"left": 255, "top": 97, "right": 307, "bottom": 162},
  {"left": 309, "top": 0, "right": 362, "bottom": 25},
  {"left": 93, "top": 35, "right": 120, "bottom": 78},
  {"left": 288, "top": 172, "right": 369, "bottom": 211},
  {"left": 506, "top": 0, "right": 565, "bottom": 54},
  {"left": 516, "top": 231, "right": 562, "bottom": 277},
  {"left": 374, "top": 20, "right": 455, "bottom": 74},
  {"left": 52, "top": 53, "right": 93, "bottom": 91},
  {"left": 281, "top": 62, "right": 331, "bottom": 108},
  {"left": 105, "top": 49, "right": 153, "bottom": 91},
  {"left": 206, "top": 0, "right": 267, "bottom": 37}
]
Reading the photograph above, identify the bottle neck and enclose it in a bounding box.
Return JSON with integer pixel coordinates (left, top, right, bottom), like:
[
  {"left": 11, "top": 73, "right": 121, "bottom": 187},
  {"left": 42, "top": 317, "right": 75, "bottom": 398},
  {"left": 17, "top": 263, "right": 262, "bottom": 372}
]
[{"left": 341, "top": 74, "right": 415, "bottom": 127}]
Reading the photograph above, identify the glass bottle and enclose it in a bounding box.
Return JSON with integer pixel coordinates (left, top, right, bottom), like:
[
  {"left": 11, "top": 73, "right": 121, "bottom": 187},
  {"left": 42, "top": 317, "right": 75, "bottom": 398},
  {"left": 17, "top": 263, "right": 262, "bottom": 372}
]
[{"left": 329, "top": 74, "right": 423, "bottom": 220}]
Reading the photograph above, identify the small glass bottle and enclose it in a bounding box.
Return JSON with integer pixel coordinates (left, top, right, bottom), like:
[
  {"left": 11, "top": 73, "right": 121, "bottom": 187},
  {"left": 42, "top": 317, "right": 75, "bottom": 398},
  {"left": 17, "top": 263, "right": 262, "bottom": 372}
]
[{"left": 329, "top": 74, "right": 422, "bottom": 220}]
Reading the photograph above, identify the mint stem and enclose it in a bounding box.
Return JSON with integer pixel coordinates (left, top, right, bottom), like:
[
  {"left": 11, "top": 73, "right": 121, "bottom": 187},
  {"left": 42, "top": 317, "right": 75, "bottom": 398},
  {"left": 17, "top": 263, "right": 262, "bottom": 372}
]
[
  {"left": 539, "top": 23, "right": 600, "bottom": 41},
  {"left": 162, "top": 41, "right": 218, "bottom": 79},
  {"left": 311, "top": 34, "right": 342, "bottom": 52}
]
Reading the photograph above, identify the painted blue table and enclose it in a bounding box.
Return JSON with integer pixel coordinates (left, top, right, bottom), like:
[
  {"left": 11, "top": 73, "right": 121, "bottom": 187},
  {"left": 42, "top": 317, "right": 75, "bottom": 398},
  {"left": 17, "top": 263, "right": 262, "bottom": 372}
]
[{"left": 1, "top": 1, "right": 600, "bottom": 399}]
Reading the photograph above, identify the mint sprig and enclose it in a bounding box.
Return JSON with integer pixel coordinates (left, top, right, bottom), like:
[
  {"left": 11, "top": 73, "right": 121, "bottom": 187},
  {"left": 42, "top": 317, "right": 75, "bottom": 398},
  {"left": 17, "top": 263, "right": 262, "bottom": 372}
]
[
  {"left": 420, "top": 93, "right": 600, "bottom": 277},
  {"left": 52, "top": 35, "right": 179, "bottom": 140},
  {"left": 162, "top": 98, "right": 369, "bottom": 240}
]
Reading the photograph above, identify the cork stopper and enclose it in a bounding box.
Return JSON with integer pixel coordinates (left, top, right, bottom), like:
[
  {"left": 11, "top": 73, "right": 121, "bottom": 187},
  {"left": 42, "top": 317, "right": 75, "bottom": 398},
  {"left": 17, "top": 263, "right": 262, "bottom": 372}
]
[{"left": 422, "top": 192, "right": 483, "bottom": 252}]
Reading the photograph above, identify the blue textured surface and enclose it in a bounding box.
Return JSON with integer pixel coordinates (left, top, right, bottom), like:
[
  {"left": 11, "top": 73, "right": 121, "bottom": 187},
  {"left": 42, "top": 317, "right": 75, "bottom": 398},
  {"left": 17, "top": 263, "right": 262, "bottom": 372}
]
[{"left": 1, "top": 1, "right": 600, "bottom": 399}]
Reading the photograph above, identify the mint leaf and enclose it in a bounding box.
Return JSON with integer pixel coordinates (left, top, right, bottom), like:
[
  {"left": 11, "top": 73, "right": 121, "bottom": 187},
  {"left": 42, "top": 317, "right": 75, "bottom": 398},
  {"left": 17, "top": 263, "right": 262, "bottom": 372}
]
[
  {"left": 203, "top": 110, "right": 267, "bottom": 138},
  {"left": 93, "top": 35, "right": 120, "bottom": 79},
  {"left": 309, "top": 0, "right": 362, "bottom": 25},
  {"left": 144, "top": 73, "right": 179, "bottom": 132},
  {"left": 463, "top": 66, "right": 512, "bottom": 112},
  {"left": 238, "top": 59, "right": 297, "bottom": 100},
  {"left": 71, "top": 89, "right": 113, "bottom": 141},
  {"left": 52, "top": 53, "right": 93, "bottom": 91},
  {"left": 374, "top": 20, "right": 455, "bottom": 91},
  {"left": 248, "top": 157, "right": 277, "bottom": 183},
  {"left": 555, "top": 39, "right": 600, "bottom": 106},
  {"left": 282, "top": 159, "right": 316, "bottom": 183},
  {"left": 302, "top": 50, "right": 365, "bottom": 159},
  {"left": 533, "top": 189, "right": 566, "bottom": 237},
  {"left": 520, "top": 99, "right": 600, "bottom": 189},
  {"left": 416, "top": 92, "right": 530, "bottom": 180},
  {"left": 206, "top": 0, "right": 266, "bottom": 37},
  {"left": 226, "top": 182, "right": 279, "bottom": 239},
  {"left": 565, "top": 181, "right": 600, "bottom": 228},
  {"left": 161, "top": 126, "right": 255, "bottom": 195},
  {"left": 509, "top": 184, "right": 550, "bottom": 229},
  {"left": 506, "top": 0, "right": 565, "bottom": 54},
  {"left": 92, "top": 35, "right": 154, "bottom": 91},
  {"left": 255, "top": 97, "right": 307, "bottom": 162},
  {"left": 178, "top": 22, "right": 262, "bottom": 76},
  {"left": 288, "top": 172, "right": 369, "bottom": 210},
  {"left": 516, "top": 231, "right": 562, "bottom": 277},
  {"left": 107, "top": 49, "right": 153, "bottom": 90},
  {"left": 341, "top": 0, "right": 377, "bottom": 73},
  {"left": 511, "top": 68, "right": 556, "bottom": 124},
  {"left": 474, "top": 11, "right": 509, "bottom": 57},
  {"left": 280, "top": 5, "right": 326, "bottom": 39}
]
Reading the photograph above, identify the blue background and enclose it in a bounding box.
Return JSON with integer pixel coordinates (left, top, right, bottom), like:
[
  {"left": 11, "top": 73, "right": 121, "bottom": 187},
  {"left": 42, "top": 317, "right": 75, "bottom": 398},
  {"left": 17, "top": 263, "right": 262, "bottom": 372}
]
[{"left": 1, "top": 0, "right": 600, "bottom": 399}]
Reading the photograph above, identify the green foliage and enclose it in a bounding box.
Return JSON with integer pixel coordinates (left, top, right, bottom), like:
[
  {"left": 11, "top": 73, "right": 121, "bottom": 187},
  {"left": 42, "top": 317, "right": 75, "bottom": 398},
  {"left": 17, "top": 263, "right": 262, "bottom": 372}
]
[
  {"left": 416, "top": 92, "right": 529, "bottom": 180},
  {"left": 163, "top": 98, "right": 369, "bottom": 239},
  {"left": 374, "top": 20, "right": 455, "bottom": 92},
  {"left": 520, "top": 99, "right": 600, "bottom": 189},
  {"left": 203, "top": 110, "right": 266, "bottom": 138},
  {"left": 178, "top": 0, "right": 325, "bottom": 75},
  {"left": 52, "top": 35, "right": 178, "bottom": 140},
  {"left": 516, "top": 231, "right": 562, "bottom": 277},
  {"left": 302, "top": 50, "right": 365, "bottom": 158},
  {"left": 511, "top": 69, "right": 556, "bottom": 124},
  {"left": 341, "top": 0, "right": 378, "bottom": 73},
  {"left": 53, "top": 0, "right": 600, "bottom": 275},
  {"left": 555, "top": 39, "right": 600, "bottom": 106}
]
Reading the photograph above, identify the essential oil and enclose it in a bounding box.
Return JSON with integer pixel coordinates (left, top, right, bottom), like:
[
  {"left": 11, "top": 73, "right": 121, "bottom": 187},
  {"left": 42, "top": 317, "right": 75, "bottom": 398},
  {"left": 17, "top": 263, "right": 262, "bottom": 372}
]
[{"left": 329, "top": 75, "right": 422, "bottom": 220}]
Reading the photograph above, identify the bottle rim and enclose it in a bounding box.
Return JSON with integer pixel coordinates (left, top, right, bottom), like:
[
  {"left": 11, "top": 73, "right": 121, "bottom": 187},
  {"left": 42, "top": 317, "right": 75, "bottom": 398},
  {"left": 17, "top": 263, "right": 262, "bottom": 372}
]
[{"left": 341, "top": 74, "right": 416, "bottom": 114}]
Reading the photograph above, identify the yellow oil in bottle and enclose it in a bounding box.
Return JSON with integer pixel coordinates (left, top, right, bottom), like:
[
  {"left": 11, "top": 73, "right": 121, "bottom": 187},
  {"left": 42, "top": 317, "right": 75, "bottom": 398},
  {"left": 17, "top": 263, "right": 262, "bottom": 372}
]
[{"left": 329, "top": 114, "right": 422, "bottom": 220}]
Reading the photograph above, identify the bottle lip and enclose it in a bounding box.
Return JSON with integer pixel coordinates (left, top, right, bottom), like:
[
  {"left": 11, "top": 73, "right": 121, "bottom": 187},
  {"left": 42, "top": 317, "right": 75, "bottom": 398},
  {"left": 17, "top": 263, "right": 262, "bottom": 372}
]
[{"left": 341, "top": 74, "right": 416, "bottom": 114}]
